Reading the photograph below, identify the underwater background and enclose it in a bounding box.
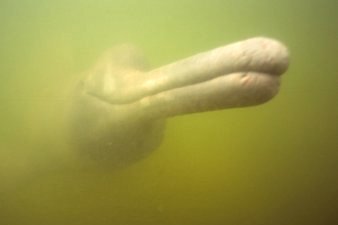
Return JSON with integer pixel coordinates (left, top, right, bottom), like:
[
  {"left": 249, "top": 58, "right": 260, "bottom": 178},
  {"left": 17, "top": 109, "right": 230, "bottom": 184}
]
[{"left": 1, "top": 0, "right": 337, "bottom": 224}]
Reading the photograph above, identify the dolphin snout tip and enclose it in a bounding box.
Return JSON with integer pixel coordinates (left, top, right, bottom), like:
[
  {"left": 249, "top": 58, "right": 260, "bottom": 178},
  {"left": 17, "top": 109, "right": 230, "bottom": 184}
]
[{"left": 254, "top": 37, "right": 290, "bottom": 75}]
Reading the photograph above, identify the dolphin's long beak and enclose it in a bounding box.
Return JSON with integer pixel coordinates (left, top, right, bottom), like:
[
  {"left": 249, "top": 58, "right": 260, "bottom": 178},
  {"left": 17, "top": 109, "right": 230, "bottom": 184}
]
[{"left": 108, "top": 37, "right": 289, "bottom": 119}]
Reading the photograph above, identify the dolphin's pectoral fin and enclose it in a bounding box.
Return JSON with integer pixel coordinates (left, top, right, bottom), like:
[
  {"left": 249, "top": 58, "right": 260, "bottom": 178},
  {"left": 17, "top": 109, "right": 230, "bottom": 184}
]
[{"left": 70, "top": 37, "right": 289, "bottom": 167}]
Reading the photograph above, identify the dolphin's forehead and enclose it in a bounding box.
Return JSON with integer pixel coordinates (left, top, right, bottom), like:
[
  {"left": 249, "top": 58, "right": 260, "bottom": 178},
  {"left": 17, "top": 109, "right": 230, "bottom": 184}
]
[{"left": 98, "top": 44, "right": 149, "bottom": 71}]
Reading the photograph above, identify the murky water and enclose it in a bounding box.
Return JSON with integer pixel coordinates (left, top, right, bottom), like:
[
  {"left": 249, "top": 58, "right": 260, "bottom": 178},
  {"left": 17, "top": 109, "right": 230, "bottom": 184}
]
[{"left": 1, "top": 0, "right": 337, "bottom": 224}]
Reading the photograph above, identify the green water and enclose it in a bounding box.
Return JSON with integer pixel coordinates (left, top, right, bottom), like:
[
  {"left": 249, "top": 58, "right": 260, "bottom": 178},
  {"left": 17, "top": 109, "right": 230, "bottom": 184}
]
[{"left": 1, "top": 0, "right": 337, "bottom": 224}]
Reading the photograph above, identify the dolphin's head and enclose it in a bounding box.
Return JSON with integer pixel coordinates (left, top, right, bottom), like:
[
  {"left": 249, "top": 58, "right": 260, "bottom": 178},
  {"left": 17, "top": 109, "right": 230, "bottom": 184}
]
[{"left": 70, "top": 37, "right": 289, "bottom": 167}]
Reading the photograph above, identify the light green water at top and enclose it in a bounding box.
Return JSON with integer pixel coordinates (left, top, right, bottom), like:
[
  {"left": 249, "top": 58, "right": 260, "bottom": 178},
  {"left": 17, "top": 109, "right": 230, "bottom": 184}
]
[{"left": 0, "top": 0, "right": 337, "bottom": 225}]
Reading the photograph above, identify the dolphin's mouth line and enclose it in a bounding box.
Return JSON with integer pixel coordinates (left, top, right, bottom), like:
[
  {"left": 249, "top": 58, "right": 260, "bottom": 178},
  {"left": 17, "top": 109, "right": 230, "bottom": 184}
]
[
  {"left": 87, "top": 69, "right": 280, "bottom": 107},
  {"left": 137, "top": 68, "right": 281, "bottom": 101}
]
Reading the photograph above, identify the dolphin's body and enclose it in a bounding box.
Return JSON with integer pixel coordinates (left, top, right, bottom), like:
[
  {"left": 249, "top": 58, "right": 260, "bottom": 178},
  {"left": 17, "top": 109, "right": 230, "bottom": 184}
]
[{"left": 69, "top": 37, "right": 289, "bottom": 167}]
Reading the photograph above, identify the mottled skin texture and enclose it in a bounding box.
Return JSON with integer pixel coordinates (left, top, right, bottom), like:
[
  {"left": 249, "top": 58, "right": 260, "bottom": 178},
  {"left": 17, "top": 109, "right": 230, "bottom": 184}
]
[{"left": 70, "top": 37, "right": 289, "bottom": 167}]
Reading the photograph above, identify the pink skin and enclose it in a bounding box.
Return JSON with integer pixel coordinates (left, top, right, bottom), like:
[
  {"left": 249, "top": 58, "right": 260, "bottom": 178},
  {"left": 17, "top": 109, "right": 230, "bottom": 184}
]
[{"left": 70, "top": 37, "right": 289, "bottom": 167}]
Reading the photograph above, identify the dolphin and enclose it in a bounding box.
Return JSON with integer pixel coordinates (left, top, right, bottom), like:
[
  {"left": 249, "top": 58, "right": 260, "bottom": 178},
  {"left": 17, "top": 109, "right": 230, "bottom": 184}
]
[{"left": 69, "top": 37, "right": 289, "bottom": 167}]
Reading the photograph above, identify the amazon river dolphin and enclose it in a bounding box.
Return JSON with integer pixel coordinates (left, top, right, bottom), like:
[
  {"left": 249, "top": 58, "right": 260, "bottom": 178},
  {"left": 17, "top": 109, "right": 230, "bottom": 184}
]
[{"left": 69, "top": 37, "right": 289, "bottom": 167}]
